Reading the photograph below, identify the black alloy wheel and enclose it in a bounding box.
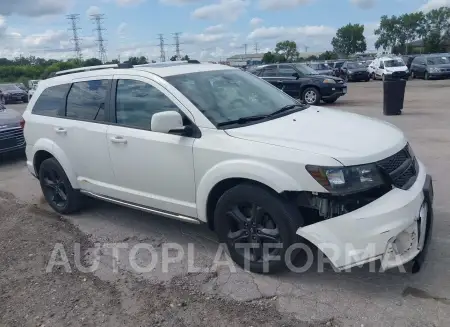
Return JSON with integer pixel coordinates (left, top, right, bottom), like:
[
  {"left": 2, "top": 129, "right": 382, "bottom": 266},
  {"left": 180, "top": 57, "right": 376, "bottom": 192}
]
[
  {"left": 225, "top": 203, "right": 282, "bottom": 263},
  {"left": 214, "top": 183, "right": 303, "bottom": 274},
  {"left": 39, "top": 158, "right": 82, "bottom": 214}
]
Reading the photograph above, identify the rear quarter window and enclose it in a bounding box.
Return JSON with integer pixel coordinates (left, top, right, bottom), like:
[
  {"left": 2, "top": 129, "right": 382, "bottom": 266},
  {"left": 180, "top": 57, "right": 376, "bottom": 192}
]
[{"left": 32, "top": 84, "right": 70, "bottom": 117}]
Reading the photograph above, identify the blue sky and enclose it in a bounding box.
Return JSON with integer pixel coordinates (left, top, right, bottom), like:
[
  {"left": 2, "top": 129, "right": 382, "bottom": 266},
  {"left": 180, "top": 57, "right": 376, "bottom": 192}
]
[{"left": 0, "top": 0, "right": 448, "bottom": 61}]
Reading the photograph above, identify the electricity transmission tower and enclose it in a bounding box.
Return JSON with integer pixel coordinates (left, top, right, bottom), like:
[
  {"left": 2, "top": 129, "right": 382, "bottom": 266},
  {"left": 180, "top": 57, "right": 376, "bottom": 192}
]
[
  {"left": 66, "top": 14, "right": 82, "bottom": 60},
  {"left": 90, "top": 14, "right": 107, "bottom": 63},
  {"left": 243, "top": 43, "right": 248, "bottom": 54},
  {"left": 254, "top": 42, "right": 259, "bottom": 53},
  {"left": 158, "top": 34, "right": 166, "bottom": 62},
  {"left": 173, "top": 32, "right": 182, "bottom": 60}
]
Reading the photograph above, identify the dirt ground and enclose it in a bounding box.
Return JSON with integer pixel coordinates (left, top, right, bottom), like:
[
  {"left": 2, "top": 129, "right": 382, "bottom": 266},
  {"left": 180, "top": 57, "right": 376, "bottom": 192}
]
[{"left": 0, "top": 191, "right": 336, "bottom": 327}]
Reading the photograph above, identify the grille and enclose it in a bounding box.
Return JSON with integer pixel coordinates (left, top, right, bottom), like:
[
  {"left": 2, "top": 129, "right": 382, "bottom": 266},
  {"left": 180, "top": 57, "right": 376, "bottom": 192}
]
[
  {"left": 0, "top": 128, "right": 25, "bottom": 149},
  {"left": 376, "top": 145, "right": 419, "bottom": 190}
]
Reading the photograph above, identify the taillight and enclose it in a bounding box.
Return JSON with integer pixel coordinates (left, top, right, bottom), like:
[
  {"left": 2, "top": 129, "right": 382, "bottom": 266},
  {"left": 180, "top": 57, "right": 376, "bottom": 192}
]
[{"left": 20, "top": 118, "right": 25, "bottom": 129}]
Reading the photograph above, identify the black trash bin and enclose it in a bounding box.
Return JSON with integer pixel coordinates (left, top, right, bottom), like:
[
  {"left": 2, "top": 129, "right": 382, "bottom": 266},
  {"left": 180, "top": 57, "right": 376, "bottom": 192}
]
[{"left": 383, "top": 72, "right": 407, "bottom": 115}]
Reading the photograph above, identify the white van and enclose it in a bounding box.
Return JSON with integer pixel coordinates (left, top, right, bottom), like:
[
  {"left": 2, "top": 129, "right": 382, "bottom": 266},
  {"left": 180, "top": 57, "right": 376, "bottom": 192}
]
[{"left": 368, "top": 56, "right": 409, "bottom": 80}]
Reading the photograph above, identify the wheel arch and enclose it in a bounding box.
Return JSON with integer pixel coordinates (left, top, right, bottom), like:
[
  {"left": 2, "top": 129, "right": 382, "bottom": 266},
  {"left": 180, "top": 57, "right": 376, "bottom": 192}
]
[
  {"left": 196, "top": 160, "right": 300, "bottom": 229},
  {"left": 31, "top": 139, "right": 79, "bottom": 189}
]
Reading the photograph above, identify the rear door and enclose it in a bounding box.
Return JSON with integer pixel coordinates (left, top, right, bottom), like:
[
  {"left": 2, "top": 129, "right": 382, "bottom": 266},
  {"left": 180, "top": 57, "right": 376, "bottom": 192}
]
[
  {"left": 54, "top": 76, "right": 116, "bottom": 196},
  {"left": 259, "top": 65, "right": 281, "bottom": 89},
  {"left": 277, "top": 64, "right": 303, "bottom": 98}
]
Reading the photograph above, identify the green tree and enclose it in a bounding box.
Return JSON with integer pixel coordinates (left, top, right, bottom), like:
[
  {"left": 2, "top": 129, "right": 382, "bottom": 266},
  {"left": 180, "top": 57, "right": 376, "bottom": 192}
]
[
  {"left": 274, "top": 40, "right": 298, "bottom": 62},
  {"left": 170, "top": 55, "right": 177, "bottom": 61},
  {"left": 181, "top": 55, "right": 190, "bottom": 61},
  {"left": 262, "top": 51, "right": 277, "bottom": 63},
  {"left": 332, "top": 23, "right": 367, "bottom": 56},
  {"left": 83, "top": 58, "right": 103, "bottom": 66},
  {"left": 318, "top": 51, "right": 339, "bottom": 60}
]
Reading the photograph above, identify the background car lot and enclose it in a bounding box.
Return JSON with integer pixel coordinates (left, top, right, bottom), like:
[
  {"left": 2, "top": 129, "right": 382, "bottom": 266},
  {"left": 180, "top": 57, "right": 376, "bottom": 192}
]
[{"left": 1, "top": 79, "right": 450, "bottom": 326}]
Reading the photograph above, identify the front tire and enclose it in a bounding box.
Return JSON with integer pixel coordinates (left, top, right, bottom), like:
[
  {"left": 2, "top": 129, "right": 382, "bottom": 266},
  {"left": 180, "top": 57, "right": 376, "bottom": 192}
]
[
  {"left": 323, "top": 97, "right": 338, "bottom": 104},
  {"left": 39, "top": 158, "right": 82, "bottom": 214},
  {"left": 424, "top": 71, "right": 429, "bottom": 80},
  {"left": 214, "top": 183, "right": 303, "bottom": 274},
  {"left": 302, "top": 87, "right": 321, "bottom": 105}
]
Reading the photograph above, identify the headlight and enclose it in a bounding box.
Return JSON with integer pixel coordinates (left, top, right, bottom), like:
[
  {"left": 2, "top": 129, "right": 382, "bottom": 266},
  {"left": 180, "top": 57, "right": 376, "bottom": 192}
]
[
  {"left": 429, "top": 67, "right": 439, "bottom": 73},
  {"left": 306, "top": 164, "right": 384, "bottom": 194},
  {"left": 323, "top": 78, "right": 336, "bottom": 84}
]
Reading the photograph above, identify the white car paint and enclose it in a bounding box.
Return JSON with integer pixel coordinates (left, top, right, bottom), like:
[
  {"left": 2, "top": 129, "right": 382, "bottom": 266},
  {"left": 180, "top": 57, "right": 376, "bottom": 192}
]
[
  {"left": 23, "top": 63, "right": 430, "bottom": 271},
  {"left": 368, "top": 56, "right": 409, "bottom": 80}
]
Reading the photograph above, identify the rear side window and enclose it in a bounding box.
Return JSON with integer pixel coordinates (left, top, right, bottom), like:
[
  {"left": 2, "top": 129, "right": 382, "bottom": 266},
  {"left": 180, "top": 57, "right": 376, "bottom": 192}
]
[
  {"left": 278, "top": 65, "right": 297, "bottom": 77},
  {"left": 32, "top": 84, "right": 70, "bottom": 116},
  {"left": 261, "top": 67, "right": 277, "bottom": 77},
  {"left": 66, "top": 80, "right": 110, "bottom": 121}
]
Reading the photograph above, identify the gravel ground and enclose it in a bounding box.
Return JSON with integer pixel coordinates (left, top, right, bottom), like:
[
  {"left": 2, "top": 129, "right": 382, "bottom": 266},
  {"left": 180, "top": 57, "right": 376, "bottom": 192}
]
[{"left": 0, "top": 192, "right": 336, "bottom": 327}]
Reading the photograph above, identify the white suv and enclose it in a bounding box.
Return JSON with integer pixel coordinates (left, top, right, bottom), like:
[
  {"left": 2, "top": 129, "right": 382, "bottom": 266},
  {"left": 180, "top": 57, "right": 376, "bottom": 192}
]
[{"left": 23, "top": 62, "right": 434, "bottom": 274}]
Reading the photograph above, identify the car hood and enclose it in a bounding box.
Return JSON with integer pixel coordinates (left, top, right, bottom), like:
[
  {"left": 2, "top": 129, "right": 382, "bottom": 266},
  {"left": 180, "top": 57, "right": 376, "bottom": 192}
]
[
  {"left": 430, "top": 64, "right": 450, "bottom": 69},
  {"left": 3, "top": 89, "right": 25, "bottom": 94},
  {"left": 0, "top": 108, "right": 22, "bottom": 126},
  {"left": 385, "top": 66, "right": 408, "bottom": 72},
  {"left": 348, "top": 68, "right": 368, "bottom": 73},
  {"left": 225, "top": 106, "right": 407, "bottom": 166},
  {"left": 309, "top": 74, "right": 344, "bottom": 82}
]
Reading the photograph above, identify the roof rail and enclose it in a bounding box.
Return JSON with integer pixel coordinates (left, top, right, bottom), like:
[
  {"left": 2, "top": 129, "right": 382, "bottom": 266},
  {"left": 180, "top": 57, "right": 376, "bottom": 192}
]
[{"left": 53, "top": 64, "right": 119, "bottom": 77}]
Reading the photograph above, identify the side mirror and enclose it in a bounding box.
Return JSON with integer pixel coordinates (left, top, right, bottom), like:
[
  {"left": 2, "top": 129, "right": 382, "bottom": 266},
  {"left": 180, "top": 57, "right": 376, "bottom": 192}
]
[
  {"left": 292, "top": 72, "right": 300, "bottom": 79},
  {"left": 151, "top": 111, "right": 192, "bottom": 136}
]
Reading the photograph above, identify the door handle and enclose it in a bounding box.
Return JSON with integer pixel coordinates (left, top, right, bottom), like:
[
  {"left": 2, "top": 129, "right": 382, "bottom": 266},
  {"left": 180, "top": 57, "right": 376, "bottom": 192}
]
[
  {"left": 110, "top": 136, "right": 127, "bottom": 144},
  {"left": 276, "top": 80, "right": 284, "bottom": 83},
  {"left": 54, "top": 127, "right": 67, "bottom": 134}
]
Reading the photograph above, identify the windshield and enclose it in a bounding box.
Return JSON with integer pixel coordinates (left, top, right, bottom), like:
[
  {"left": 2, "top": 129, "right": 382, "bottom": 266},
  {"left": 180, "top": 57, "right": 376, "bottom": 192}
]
[
  {"left": 295, "top": 63, "right": 319, "bottom": 75},
  {"left": 427, "top": 56, "right": 450, "bottom": 65},
  {"left": 309, "top": 63, "right": 329, "bottom": 70},
  {"left": 347, "top": 62, "right": 364, "bottom": 69},
  {"left": 165, "top": 69, "right": 301, "bottom": 127},
  {"left": 384, "top": 59, "right": 405, "bottom": 67},
  {"left": 0, "top": 84, "right": 19, "bottom": 91}
]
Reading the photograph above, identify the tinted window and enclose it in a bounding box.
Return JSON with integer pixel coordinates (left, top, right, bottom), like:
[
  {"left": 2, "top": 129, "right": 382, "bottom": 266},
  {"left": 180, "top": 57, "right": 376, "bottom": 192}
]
[
  {"left": 278, "top": 65, "right": 297, "bottom": 77},
  {"left": 115, "top": 79, "right": 178, "bottom": 130},
  {"left": 66, "top": 80, "right": 109, "bottom": 121},
  {"left": 261, "top": 67, "right": 277, "bottom": 77},
  {"left": 32, "top": 84, "right": 70, "bottom": 116}
]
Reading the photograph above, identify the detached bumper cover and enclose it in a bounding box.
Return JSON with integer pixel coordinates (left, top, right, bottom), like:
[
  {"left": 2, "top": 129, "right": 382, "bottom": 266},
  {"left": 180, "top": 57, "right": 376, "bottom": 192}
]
[{"left": 296, "top": 160, "right": 433, "bottom": 270}]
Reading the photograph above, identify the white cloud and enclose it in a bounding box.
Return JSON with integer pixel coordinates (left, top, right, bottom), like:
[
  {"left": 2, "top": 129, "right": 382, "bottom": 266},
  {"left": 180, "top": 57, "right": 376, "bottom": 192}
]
[
  {"left": 86, "top": 6, "right": 101, "bottom": 16},
  {"left": 350, "top": 0, "right": 376, "bottom": 9},
  {"left": 259, "top": 0, "right": 313, "bottom": 10},
  {"left": 159, "top": 0, "right": 202, "bottom": 4},
  {"left": 419, "top": 0, "right": 450, "bottom": 12},
  {"left": 204, "top": 24, "right": 226, "bottom": 34},
  {"left": 248, "top": 25, "right": 336, "bottom": 40},
  {"left": 116, "top": 0, "right": 146, "bottom": 6},
  {"left": 250, "top": 17, "right": 263, "bottom": 28},
  {"left": 0, "top": 0, "right": 71, "bottom": 17},
  {"left": 191, "top": 0, "right": 249, "bottom": 22}
]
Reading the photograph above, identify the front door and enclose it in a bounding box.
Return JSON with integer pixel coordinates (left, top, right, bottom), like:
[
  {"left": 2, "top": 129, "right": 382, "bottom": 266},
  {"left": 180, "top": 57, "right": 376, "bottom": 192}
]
[
  {"left": 277, "top": 65, "right": 303, "bottom": 98},
  {"left": 106, "top": 75, "right": 197, "bottom": 218}
]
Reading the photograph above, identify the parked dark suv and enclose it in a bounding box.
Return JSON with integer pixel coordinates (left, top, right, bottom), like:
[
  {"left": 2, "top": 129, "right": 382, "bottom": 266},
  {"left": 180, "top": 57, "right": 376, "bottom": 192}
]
[
  {"left": 410, "top": 55, "right": 450, "bottom": 80},
  {"left": 252, "top": 63, "right": 347, "bottom": 104},
  {"left": 337, "top": 61, "right": 370, "bottom": 82},
  {"left": 0, "top": 104, "right": 25, "bottom": 155},
  {"left": 0, "top": 84, "right": 28, "bottom": 104}
]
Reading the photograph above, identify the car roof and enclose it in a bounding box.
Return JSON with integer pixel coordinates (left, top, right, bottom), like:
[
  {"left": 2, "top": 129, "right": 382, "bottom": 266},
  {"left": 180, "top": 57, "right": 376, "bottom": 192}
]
[{"left": 42, "top": 62, "right": 237, "bottom": 87}]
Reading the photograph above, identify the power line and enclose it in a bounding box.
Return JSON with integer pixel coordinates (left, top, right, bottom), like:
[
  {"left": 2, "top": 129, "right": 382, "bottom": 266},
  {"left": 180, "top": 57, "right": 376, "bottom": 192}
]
[
  {"left": 66, "top": 14, "right": 82, "bottom": 60},
  {"left": 90, "top": 14, "right": 107, "bottom": 63},
  {"left": 173, "top": 32, "right": 181, "bottom": 60},
  {"left": 158, "top": 34, "right": 166, "bottom": 62}
]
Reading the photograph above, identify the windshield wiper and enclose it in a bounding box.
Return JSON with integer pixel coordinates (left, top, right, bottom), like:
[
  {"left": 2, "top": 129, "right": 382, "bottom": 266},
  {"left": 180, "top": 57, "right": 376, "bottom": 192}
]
[
  {"left": 217, "top": 114, "right": 268, "bottom": 127},
  {"left": 268, "top": 104, "right": 306, "bottom": 117}
]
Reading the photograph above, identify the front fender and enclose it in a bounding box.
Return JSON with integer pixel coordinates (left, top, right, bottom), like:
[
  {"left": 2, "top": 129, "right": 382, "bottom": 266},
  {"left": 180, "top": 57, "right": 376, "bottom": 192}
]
[
  {"left": 196, "top": 159, "right": 300, "bottom": 222},
  {"left": 31, "top": 139, "right": 79, "bottom": 189}
]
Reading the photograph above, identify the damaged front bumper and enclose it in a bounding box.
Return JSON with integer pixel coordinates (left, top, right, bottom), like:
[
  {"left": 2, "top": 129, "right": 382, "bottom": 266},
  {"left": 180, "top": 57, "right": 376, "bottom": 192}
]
[{"left": 296, "top": 160, "right": 434, "bottom": 271}]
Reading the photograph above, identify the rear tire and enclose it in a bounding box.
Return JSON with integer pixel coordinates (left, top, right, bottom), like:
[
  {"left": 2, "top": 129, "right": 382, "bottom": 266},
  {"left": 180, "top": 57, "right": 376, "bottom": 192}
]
[
  {"left": 39, "top": 158, "right": 83, "bottom": 214},
  {"left": 214, "top": 183, "right": 304, "bottom": 274},
  {"left": 302, "top": 87, "right": 321, "bottom": 105}
]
